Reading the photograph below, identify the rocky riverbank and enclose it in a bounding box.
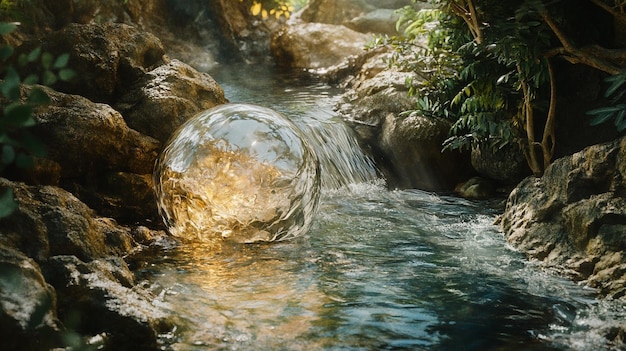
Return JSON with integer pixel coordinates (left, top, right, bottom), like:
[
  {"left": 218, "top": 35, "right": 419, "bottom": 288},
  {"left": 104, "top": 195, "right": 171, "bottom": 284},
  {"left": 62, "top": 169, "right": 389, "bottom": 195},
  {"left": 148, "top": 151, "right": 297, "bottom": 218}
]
[
  {"left": 0, "top": 0, "right": 625, "bottom": 349},
  {"left": 499, "top": 136, "right": 626, "bottom": 300},
  {"left": 0, "top": 1, "right": 231, "bottom": 349}
]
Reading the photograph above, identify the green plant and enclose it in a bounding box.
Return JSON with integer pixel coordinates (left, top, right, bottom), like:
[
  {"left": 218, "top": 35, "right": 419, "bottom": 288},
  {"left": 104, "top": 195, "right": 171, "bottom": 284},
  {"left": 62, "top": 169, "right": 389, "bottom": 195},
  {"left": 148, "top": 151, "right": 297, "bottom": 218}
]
[
  {"left": 0, "top": 0, "right": 32, "bottom": 22},
  {"left": 385, "top": 0, "right": 626, "bottom": 177},
  {"left": 0, "top": 21, "right": 75, "bottom": 217},
  {"left": 587, "top": 70, "right": 626, "bottom": 132}
]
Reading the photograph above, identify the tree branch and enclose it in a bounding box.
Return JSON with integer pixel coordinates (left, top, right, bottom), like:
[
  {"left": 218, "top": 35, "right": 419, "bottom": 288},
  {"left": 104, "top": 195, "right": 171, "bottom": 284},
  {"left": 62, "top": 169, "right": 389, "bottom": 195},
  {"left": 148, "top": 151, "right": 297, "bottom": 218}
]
[
  {"left": 517, "top": 63, "right": 543, "bottom": 176},
  {"left": 449, "top": 1, "right": 483, "bottom": 44},
  {"left": 541, "top": 59, "right": 556, "bottom": 170},
  {"left": 588, "top": 0, "right": 626, "bottom": 19},
  {"left": 467, "top": 0, "right": 483, "bottom": 44},
  {"left": 544, "top": 46, "right": 622, "bottom": 74},
  {"left": 540, "top": 10, "right": 574, "bottom": 51},
  {"left": 541, "top": 10, "right": 624, "bottom": 74}
]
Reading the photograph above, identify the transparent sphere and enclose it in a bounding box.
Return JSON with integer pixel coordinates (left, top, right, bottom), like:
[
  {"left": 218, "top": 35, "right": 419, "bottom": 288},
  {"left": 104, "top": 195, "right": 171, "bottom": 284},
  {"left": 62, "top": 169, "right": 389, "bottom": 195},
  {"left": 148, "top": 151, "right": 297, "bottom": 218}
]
[{"left": 153, "top": 103, "right": 321, "bottom": 244}]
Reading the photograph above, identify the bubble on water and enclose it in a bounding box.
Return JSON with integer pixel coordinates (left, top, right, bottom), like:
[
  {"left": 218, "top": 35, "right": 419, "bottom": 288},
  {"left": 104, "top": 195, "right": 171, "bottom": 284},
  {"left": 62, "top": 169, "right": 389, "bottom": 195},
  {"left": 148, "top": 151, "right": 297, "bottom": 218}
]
[{"left": 154, "top": 103, "right": 321, "bottom": 244}]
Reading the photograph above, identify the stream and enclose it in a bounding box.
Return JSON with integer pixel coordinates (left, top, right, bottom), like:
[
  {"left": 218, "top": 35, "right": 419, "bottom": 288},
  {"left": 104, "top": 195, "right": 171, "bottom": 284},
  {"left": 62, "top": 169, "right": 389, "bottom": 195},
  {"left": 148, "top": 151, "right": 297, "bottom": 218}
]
[{"left": 133, "top": 63, "right": 626, "bottom": 351}]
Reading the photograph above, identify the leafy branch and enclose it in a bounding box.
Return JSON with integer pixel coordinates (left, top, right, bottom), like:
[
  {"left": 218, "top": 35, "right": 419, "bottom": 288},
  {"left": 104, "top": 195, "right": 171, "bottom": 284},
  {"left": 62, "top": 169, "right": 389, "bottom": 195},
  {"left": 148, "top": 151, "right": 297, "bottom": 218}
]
[
  {"left": 387, "top": 0, "right": 625, "bottom": 178},
  {"left": 587, "top": 70, "right": 626, "bottom": 132}
]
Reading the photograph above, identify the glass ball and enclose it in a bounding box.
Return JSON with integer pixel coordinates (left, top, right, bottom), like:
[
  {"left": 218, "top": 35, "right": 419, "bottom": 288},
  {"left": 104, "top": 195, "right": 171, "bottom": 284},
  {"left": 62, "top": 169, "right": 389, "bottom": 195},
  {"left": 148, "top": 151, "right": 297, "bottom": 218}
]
[{"left": 153, "top": 103, "right": 321, "bottom": 244}]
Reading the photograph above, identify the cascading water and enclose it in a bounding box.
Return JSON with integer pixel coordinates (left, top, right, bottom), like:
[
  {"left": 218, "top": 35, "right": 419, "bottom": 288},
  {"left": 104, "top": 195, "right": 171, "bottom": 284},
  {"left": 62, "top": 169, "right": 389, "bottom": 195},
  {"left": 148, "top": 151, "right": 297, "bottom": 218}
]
[{"left": 137, "top": 63, "right": 626, "bottom": 351}]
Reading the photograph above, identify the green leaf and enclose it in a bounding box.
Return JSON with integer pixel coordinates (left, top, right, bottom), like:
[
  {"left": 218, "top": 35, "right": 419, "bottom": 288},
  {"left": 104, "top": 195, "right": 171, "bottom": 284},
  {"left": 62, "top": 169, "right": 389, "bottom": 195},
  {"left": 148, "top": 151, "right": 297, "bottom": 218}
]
[
  {"left": 20, "top": 131, "right": 46, "bottom": 157},
  {"left": 42, "top": 70, "right": 57, "bottom": 86},
  {"left": 604, "top": 74, "right": 626, "bottom": 98},
  {"left": 53, "top": 53, "right": 70, "bottom": 68},
  {"left": 27, "top": 88, "right": 50, "bottom": 105},
  {"left": 587, "top": 106, "right": 623, "bottom": 116},
  {"left": 17, "top": 53, "right": 27, "bottom": 66},
  {"left": 27, "top": 47, "right": 42, "bottom": 63},
  {"left": 0, "top": 45, "right": 13, "bottom": 61},
  {"left": 15, "top": 153, "right": 34, "bottom": 168},
  {"left": 589, "top": 112, "right": 614, "bottom": 126},
  {"left": 41, "top": 52, "right": 53, "bottom": 69},
  {"left": 0, "top": 188, "right": 17, "bottom": 218},
  {"left": 615, "top": 108, "right": 626, "bottom": 131},
  {"left": 23, "top": 73, "right": 39, "bottom": 85},
  {"left": 0, "top": 22, "right": 17, "bottom": 35},
  {"left": 1, "top": 67, "right": 21, "bottom": 100},
  {"left": 1, "top": 144, "right": 16, "bottom": 165},
  {"left": 3, "top": 103, "right": 34, "bottom": 127}
]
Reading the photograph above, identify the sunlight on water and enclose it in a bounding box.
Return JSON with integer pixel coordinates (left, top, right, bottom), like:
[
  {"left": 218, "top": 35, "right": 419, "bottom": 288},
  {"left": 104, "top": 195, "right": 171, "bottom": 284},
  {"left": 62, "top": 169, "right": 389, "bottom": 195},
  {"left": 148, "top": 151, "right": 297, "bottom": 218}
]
[
  {"left": 138, "top": 63, "right": 626, "bottom": 351},
  {"left": 135, "top": 183, "right": 625, "bottom": 351}
]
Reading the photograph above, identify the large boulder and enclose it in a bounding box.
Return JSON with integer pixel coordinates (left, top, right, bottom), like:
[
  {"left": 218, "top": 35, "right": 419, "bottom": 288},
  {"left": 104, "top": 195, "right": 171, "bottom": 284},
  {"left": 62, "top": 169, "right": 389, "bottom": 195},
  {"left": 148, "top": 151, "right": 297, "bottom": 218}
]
[
  {"left": 16, "top": 23, "right": 168, "bottom": 103},
  {"left": 7, "top": 86, "right": 163, "bottom": 223},
  {"left": 0, "top": 178, "right": 173, "bottom": 349},
  {"left": 499, "top": 136, "right": 626, "bottom": 299},
  {"left": 379, "top": 113, "right": 474, "bottom": 190},
  {"left": 43, "top": 255, "right": 173, "bottom": 351},
  {"left": 471, "top": 144, "right": 531, "bottom": 185},
  {"left": 30, "top": 86, "right": 160, "bottom": 179},
  {"left": 0, "top": 178, "right": 137, "bottom": 262},
  {"left": 295, "top": 0, "right": 417, "bottom": 36},
  {"left": 114, "top": 59, "right": 228, "bottom": 143},
  {"left": 271, "top": 22, "right": 372, "bottom": 71},
  {"left": 346, "top": 9, "right": 401, "bottom": 35},
  {"left": 0, "top": 244, "right": 61, "bottom": 351}
]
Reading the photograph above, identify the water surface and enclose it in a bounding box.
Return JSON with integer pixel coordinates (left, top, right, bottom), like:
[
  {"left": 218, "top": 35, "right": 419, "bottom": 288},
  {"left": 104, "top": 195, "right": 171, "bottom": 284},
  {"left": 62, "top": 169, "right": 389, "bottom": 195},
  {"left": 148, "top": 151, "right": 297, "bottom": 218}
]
[{"left": 134, "top": 63, "right": 626, "bottom": 351}]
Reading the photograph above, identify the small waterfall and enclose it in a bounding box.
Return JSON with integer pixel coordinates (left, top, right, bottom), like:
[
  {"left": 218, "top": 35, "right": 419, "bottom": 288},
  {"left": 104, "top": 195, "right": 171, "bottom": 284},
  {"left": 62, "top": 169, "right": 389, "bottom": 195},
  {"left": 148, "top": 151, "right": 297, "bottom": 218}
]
[
  {"left": 207, "top": 63, "right": 380, "bottom": 190},
  {"left": 294, "top": 116, "right": 379, "bottom": 190}
]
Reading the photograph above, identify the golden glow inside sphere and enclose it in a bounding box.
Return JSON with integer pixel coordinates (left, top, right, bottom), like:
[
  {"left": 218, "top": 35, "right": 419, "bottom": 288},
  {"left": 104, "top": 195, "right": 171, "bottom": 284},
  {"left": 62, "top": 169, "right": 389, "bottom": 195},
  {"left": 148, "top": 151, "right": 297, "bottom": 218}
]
[{"left": 153, "top": 103, "right": 321, "bottom": 244}]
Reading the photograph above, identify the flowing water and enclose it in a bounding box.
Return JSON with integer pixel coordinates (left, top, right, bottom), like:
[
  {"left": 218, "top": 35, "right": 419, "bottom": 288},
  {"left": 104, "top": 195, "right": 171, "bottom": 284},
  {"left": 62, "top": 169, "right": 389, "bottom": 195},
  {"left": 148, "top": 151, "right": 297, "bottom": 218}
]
[{"left": 133, "top": 63, "right": 626, "bottom": 351}]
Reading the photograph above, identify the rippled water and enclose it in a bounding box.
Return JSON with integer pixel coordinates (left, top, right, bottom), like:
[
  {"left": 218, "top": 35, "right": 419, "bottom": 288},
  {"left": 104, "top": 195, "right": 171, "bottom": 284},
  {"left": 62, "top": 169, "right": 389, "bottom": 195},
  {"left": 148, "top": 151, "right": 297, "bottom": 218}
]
[{"left": 133, "top": 63, "right": 626, "bottom": 351}]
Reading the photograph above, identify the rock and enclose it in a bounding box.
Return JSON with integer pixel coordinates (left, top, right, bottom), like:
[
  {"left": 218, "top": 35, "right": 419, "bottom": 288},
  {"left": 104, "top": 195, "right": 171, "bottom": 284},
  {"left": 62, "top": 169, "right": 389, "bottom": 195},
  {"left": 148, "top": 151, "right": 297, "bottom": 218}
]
[
  {"left": 471, "top": 143, "right": 531, "bottom": 185},
  {"left": 379, "top": 113, "right": 474, "bottom": 190},
  {"left": 271, "top": 22, "right": 372, "bottom": 71},
  {"left": 74, "top": 172, "right": 160, "bottom": 225},
  {"left": 455, "top": 176, "right": 496, "bottom": 200},
  {"left": 346, "top": 9, "right": 401, "bottom": 35},
  {"left": 0, "top": 244, "right": 62, "bottom": 351},
  {"left": 5, "top": 157, "right": 62, "bottom": 187},
  {"left": 209, "top": 0, "right": 274, "bottom": 61},
  {"left": 16, "top": 23, "right": 168, "bottom": 103},
  {"left": 295, "top": 0, "right": 416, "bottom": 34},
  {"left": 114, "top": 59, "right": 228, "bottom": 143},
  {"left": 338, "top": 68, "right": 420, "bottom": 129},
  {"left": 500, "top": 136, "right": 626, "bottom": 299},
  {"left": 363, "top": 0, "right": 414, "bottom": 8},
  {"left": 43, "top": 255, "right": 173, "bottom": 351},
  {"left": 295, "top": 0, "right": 371, "bottom": 25},
  {"left": 29, "top": 86, "right": 160, "bottom": 179},
  {"left": 0, "top": 178, "right": 138, "bottom": 262},
  {"left": 336, "top": 52, "right": 474, "bottom": 191}
]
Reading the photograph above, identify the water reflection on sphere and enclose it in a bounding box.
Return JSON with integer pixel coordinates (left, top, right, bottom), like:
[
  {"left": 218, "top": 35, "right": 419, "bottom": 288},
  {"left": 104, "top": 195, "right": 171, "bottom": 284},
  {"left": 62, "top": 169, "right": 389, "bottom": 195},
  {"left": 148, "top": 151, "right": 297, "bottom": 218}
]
[{"left": 153, "top": 103, "right": 321, "bottom": 244}]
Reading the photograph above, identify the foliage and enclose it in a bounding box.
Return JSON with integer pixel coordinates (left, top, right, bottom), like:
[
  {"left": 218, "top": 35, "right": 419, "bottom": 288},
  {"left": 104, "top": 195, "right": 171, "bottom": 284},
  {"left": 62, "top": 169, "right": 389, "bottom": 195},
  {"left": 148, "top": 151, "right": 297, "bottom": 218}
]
[
  {"left": 0, "top": 0, "right": 31, "bottom": 21},
  {"left": 242, "top": 0, "right": 304, "bottom": 19},
  {"left": 383, "top": 0, "right": 626, "bottom": 176},
  {"left": 587, "top": 70, "right": 626, "bottom": 132},
  {"left": 0, "top": 22, "right": 75, "bottom": 217}
]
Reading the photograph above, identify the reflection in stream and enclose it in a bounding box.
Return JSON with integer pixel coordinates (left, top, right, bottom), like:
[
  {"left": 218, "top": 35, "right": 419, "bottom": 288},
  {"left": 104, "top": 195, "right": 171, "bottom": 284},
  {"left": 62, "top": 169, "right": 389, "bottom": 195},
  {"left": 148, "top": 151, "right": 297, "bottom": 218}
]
[{"left": 135, "top": 63, "right": 626, "bottom": 350}]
